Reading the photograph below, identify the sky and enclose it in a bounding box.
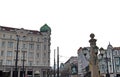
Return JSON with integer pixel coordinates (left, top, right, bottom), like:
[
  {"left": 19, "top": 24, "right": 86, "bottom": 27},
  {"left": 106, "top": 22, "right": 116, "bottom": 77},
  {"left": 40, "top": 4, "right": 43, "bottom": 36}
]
[{"left": 0, "top": 0, "right": 120, "bottom": 66}]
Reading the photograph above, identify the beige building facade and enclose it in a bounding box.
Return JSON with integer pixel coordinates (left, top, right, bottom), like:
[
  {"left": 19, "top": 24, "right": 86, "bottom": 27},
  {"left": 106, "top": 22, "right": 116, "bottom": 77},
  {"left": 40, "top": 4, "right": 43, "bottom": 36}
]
[{"left": 0, "top": 24, "right": 51, "bottom": 77}]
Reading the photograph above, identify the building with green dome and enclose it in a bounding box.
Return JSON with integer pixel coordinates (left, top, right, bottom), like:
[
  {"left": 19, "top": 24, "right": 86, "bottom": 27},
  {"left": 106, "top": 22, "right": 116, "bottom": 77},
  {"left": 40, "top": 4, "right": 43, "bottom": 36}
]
[
  {"left": 40, "top": 24, "right": 51, "bottom": 33},
  {"left": 0, "top": 24, "right": 51, "bottom": 77}
]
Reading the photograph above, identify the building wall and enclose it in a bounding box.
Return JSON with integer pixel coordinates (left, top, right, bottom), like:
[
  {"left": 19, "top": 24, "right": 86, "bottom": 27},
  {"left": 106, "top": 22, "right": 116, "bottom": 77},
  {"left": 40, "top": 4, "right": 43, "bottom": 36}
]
[
  {"left": 0, "top": 26, "right": 51, "bottom": 77},
  {"left": 98, "top": 44, "right": 120, "bottom": 77},
  {"left": 60, "top": 56, "right": 78, "bottom": 77},
  {"left": 77, "top": 47, "right": 90, "bottom": 77}
]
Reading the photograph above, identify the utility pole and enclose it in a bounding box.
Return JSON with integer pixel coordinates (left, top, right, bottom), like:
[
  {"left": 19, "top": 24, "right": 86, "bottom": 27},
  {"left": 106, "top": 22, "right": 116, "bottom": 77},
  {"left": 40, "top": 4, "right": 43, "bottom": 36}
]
[
  {"left": 57, "top": 47, "right": 59, "bottom": 77},
  {"left": 54, "top": 49, "right": 56, "bottom": 77}
]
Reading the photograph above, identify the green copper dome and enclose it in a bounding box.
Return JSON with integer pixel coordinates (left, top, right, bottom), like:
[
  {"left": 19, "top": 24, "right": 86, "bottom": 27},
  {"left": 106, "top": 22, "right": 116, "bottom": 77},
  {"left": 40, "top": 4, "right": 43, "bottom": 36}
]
[{"left": 40, "top": 24, "right": 51, "bottom": 32}]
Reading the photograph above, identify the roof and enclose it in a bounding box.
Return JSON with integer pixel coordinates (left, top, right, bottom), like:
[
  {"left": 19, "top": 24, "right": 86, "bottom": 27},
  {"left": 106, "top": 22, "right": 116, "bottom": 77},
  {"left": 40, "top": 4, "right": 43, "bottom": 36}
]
[
  {"left": 40, "top": 24, "right": 51, "bottom": 32},
  {"left": 77, "top": 47, "right": 82, "bottom": 54},
  {"left": 113, "top": 47, "right": 120, "bottom": 50},
  {"left": 0, "top": 26, "right": 42, "bottom": 35}
]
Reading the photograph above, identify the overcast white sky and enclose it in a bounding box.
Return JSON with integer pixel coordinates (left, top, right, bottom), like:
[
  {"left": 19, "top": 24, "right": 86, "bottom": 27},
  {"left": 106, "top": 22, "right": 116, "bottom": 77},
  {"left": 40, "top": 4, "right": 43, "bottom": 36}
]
[{"left": 0, "top": 0, "right": 120, "bottom": 66}]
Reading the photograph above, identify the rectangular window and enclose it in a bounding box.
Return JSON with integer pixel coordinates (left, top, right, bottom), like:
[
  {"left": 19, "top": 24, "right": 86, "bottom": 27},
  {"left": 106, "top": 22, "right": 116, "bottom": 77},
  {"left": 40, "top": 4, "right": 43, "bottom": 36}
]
[
  {"left": 1, "top": 51, "right": 4, "bottom": 56},
  {"left": 0, "top": 60, "right": 3, "bottom": 65},
  {"left": 23, "top": 36, "right": 26, "bottom": 41},
  {"left": 36, "top": 61, "right": 39, "bottom": 65},
  {"left": 1, "top": 41, "right": 5, "bottom": 47},
  {"left": 7, "top": 51, "right": 12, "bottom": 57},
  {"left": 44, "top": 38, "right": 47, "bottom": 42},
  {"left": 115, "top": 58, "right": 119, "bottom": 65},
  {"left": 21, "top": 52, "right": 27, "bottom": 59},
  {"left": 44, "top": 45, "right": 46, "bottom": 50},
  {"left": 3, "top": 34, "right": 5, "bottom": 38},
  {"left": 29, "top": 44, "right": 34, "bottom": 49},
  {"left": 37, "top": 45, "right": 39, "bottom": 50},
  {"left": 8, "top": 42, "right": 13, "bottom": 48},
  {"left": 22, "top": 44, "right": 26, "bottom": 49},
  {"left": 28, "top": 52, "right": 33, "bottom": 58},
  {"left": 10, "top": 35, "right": 12, "bottom": 39},
  {"left": 37, "top": 38, "right": 39, "bottom": 42},
  {"left": 6, "top": 60, "right": 12, "bottom": 65},
  {"left": 36, "top": 53, "right": 39, "bottom": 58},
  {"left": 28, "top": 61, "right": 32, "bottom": 66},
  {"left": 31, "top": 37, "right": 33, "bottom": 41}
]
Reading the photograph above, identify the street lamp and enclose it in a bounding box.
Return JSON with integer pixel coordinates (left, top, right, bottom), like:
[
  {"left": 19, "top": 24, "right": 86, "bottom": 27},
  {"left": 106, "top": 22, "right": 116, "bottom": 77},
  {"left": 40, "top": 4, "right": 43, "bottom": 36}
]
[
  {"left": 22, "top": 36, "right": 26, "bottom": 77},
  {"left": 14, "top": 35, "right": 19, "bottom": 77},
  {"left": 22, "top": 48, "right": 25, "bottom": 77},
  {"left": 15, "top": 28, "right": 28, "bottom": 77},
  {"left": 99, "top": 47, "right": 110, "bottom": 77}
]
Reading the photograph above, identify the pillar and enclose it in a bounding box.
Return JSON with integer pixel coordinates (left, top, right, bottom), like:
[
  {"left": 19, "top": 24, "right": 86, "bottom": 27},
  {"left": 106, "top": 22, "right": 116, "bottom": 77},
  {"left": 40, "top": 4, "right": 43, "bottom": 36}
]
[
  {"left": 11, "top": 68, "right": 13, "bottom": 77},
  {"left": 89, "top": 33, "right": 100, "bottom": 77}
]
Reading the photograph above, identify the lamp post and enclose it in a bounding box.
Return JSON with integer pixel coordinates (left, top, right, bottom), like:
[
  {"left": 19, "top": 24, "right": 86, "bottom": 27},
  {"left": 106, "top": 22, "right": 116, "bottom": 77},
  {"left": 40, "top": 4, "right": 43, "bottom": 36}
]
[
  {"left": 22, "top": 49, "right": 25, "bottom": 77},
  {"left": 22, "top": 36, "right": 26, "bottom": 77},
  {"left": 99, "top": 47, "right": 110, "bottom": 77},
  {"left": 15, "top": 35, "right": 19, "bottom": 77},
  {"left": 15, "top": 28, "right": 28, "bottom": 77}
]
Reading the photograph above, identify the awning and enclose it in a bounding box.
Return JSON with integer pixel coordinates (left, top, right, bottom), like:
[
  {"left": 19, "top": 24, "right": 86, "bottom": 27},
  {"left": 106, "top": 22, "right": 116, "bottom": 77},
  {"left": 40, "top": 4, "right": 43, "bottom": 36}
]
[{"left": 34, "top": 70, "right": 40, "bottom": 74}]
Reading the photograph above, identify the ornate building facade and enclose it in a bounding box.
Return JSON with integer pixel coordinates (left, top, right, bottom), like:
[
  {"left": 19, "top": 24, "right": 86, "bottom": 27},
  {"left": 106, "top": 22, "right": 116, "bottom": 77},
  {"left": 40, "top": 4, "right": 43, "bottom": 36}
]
[
  {"left": 0, "top": 24, "right": 51, "bottom": 77},
  {"left": 98, "top": 43, "right": 120, "bottom": 77}
]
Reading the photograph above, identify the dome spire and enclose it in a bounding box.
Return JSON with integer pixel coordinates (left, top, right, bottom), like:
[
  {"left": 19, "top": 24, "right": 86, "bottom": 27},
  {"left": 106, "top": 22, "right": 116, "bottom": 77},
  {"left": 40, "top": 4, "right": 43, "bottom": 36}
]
[{"left": 40, "top": 24, "right": 51, "bottom": 32}]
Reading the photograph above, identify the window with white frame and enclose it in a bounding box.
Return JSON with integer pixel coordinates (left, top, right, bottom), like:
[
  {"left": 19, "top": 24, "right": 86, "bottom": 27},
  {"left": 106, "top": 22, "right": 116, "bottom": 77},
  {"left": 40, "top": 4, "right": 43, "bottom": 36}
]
[
  {"left": 28, "top": 61, "right": 33, "bottom": 66},
  {"left": 6, "top": 60, "right": 12, "bottom": 65},
  {"left": 7, "top": 51, "right": 12, "bottom": 57},
  {"left": 10, "top": 35, "right": 12, "bottom": 39},
  {"left": 37, "top": 44, "right": 40, "bottom": 50},
  {"left": 0, "top": 60, "right": 3, "bottom": 65},
  {"left": 37, "top": 38, "right": 39, "bottom": 42},
  {"left": 1, "top": 41, "right": 5, "bottom": 47},
  {"left": 29, "top": 44, "right": 34, "bottom": 49},
  {"left": 8, "top": 42, "right": 13, "bottom": 48},
  {"left": 3, "top": 34, "right": 5, "bottom": 38},
  {"left": 1, "top": 51, "right": 4, "bottom": 56},
  {"left": 22, "top": 43, "right": 26, "bottom": 49},
  {"left": 44, "top": 44, "right": 46, "bottom": 50},
  {"left": 30, "top": 37, "right": 33, "bottom": 41},
  {"left": 115, "top": 57, "right": 119, "bottom": 65},
  {"left": 28, "top": 52, "right": 33, "bottom": 58}
]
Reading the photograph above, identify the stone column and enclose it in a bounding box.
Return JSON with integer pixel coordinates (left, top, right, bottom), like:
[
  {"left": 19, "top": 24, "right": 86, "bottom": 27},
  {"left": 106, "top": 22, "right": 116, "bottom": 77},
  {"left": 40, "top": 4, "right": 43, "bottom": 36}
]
[
  {"left": 18, "top": 68, "right": 20, "bottom": 77},
  {"left": 33, "top": 69, "right": 34, "bottom": 77},
  {"left": 89, "top": 33, "right": 100, "bottom": 77},
  {"left": 10, "top": 68, "right": 13, "bottom": 77}
]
